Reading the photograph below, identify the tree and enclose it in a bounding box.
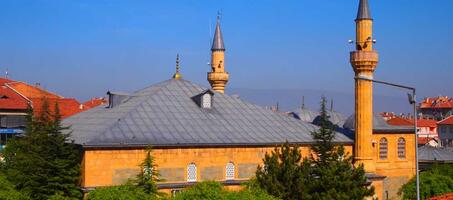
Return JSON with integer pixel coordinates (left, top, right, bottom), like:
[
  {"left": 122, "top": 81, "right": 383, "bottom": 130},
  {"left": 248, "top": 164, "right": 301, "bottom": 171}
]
[
  {"left": 1, "top": 100, "right": 82, "bottom": 199},
  {"left": 0, "top": 174, "right": 30, "bottom": 200},
  {"left": 135, "top": 147, "right": 160, "bottom": 196},
  {"left": 255, "top": 142, "right": 311, "bottom": 200},
  {"left": 400, "top": 165, "right": 453, "bottom": 200},
  {"left": 173, "top": 181, "right": 277, "bottom": 200},
  {"left": 307, "top": 97, "right": 374, "bottom": 200},
  {"left": 87, "top": 185, "right": 157, "bottom": 200}
]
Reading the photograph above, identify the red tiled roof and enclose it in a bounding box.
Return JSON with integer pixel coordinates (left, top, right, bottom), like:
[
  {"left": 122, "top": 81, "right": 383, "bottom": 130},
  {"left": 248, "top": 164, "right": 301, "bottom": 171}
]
[
  {"left": 7, "top": 82, "right": 61, "bottom": 99},
  {"left": 429, "top": 192, "right": 453, "bottom": 200},
  {"left": 387, "top": 117, "right": 438, "bottom": 127},
  {"left": 82, "top": 98, "right": 107, "bottom": 109},
  {"left": 0, "top": 78, "right": 14, "bottom": 85},
  {"left": 387, "top": 117, "right": 413, "bottom": 126},
  {"left": 418, "top": 118, "right": 437, "bottom": 127},
  {"left": 420, "top": 96, "right": 453, "bottom": 109},
  {"left": 31, "top": 98, "right": 84, "bottom": 119},
  {"left": 438, "top": 116, "right": 453, "bottom": 125},
  {"left": 0, "top": 85, "right": 29, "bottom": 110}
]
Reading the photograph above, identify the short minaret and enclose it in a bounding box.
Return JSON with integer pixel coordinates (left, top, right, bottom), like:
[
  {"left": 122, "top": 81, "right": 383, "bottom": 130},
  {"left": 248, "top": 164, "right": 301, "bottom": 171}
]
[
  {"left": 350, "top": 0, "right": 379, "bottom": 173},
  {"left": 207, "top": 15, "right": 229, "bottom": 93},
  {"left": 173, "top": 54, "right": 182, "bottom": 80}
]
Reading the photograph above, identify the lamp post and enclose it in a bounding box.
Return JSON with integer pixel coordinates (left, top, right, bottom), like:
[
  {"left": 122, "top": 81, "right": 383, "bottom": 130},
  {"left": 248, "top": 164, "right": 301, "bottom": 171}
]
[{"left": 355, "top": 76, "right": 420, "bottom": 200}]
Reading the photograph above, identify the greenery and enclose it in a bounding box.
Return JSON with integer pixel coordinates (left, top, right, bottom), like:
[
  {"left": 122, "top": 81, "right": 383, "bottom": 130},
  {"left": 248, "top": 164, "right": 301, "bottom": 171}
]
[
  {"left": 173, "top": 181, "right": 278, "bottom": 200},
  {"left": 400, "top": 164, "right": 453, "bottom": 200},
  {"left": 307, "top": 97, "right": 374, "bottom": 200},
  {"left": 254, "top": 97, "right": 374, "bottom": 200},
  {"left": 0, "top": 174, "right": 30, "bottom": 200},
  {"left": 135, "top": 147, "right": 160, "bottom": 196},
  {"left": 87, "top": 185, "right": 158, "bottom": 200},
  {"left": 255, "top": 142, "right": 311, "bottom": 200},
  {"left": 0, "top": 100, "right": 82, "bottom": 200}
]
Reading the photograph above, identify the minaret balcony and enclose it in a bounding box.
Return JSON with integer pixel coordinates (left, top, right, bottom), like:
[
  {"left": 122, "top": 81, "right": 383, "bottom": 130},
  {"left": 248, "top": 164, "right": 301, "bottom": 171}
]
[
  {"left": 350, "top": 50, "right": 379, "bottom": 73},
  {"left": 207, "top": 72, "right": 229, "bottom": 82}
]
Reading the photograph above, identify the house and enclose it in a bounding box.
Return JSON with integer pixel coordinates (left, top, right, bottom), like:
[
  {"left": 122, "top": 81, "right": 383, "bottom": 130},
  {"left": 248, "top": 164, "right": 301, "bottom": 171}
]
[{"left": 437, "top": 116, "right": 453, "bottom": 147}]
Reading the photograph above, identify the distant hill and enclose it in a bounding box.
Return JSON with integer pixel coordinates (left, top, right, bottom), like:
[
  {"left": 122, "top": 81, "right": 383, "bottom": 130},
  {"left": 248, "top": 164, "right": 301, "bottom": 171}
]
[{"left": 228, "top": 88, "right": 413, "bottom": 116}]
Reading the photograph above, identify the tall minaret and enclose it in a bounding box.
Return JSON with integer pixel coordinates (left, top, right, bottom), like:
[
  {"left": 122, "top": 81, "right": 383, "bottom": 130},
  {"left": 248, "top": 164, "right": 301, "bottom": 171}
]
[
  {"left": 207, "top": 15, "right": 229, "bottom": 93},
  {"left": 350, "top": 0, "right": 379, "bottom": 173}
]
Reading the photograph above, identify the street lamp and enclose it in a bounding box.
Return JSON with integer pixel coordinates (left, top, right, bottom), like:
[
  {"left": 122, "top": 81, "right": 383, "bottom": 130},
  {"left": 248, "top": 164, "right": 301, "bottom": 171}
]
[{"left": 355, "top": 75, "right": 420, "bottom": 200}]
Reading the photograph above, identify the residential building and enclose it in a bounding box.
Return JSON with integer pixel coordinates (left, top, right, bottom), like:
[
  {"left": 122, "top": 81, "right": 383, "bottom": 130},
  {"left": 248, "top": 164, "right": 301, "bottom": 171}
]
[{"left": 438, "top": 116, "right": 453, "bottom": 147}]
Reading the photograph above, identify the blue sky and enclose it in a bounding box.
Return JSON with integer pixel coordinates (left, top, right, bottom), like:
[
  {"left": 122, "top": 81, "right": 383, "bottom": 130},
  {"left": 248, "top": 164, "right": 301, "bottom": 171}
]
[{"left": 0, "top": 0, "right": 451, "bottom": 108}]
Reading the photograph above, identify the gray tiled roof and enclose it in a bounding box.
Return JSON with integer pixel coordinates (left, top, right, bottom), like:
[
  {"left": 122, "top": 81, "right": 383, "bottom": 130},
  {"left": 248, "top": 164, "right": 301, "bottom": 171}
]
[
  {"left": 343, "top": 114, "right": 413, "bottom": 133},
  {"left": 63, "top": 79, "right": 352, "bottom": 147},
  {"left": 419, "top": 146, "right": 453, "bottom": 162}
]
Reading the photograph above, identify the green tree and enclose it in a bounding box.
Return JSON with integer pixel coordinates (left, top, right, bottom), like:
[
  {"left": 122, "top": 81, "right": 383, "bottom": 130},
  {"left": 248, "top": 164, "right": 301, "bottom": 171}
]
[
  {"left": 87, "top": 185, "right": 157, "bottom": 200},
  {"left": 173, "top": 181, "right": 277, "bottom": 200},
  {"left": 255, "top": 142, "right": 311, "bottom": 200},
  {"left": 0, "top": 174, "right": 30, "bottom": 200},
  {"left": 1, "top": 100, "right": 82, "bottom": 200},
  {"left": 400, "top": 166, "right": 453, "bottom": 200},
  {"left": 135, "top": 147, "right": 160, "bottom": 196},
  {"left": 307, "top": 97, "right": 374, "bottom": 200}
]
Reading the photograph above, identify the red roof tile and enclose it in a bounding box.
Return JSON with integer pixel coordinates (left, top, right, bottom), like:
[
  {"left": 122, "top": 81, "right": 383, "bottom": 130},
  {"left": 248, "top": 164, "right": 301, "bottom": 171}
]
[
  {"left": 420, "top": 96, "right": 453, "bottom": 109},
  {"left": 82, "top": 98, "right": 107, "bottom": 109},
  {"left": 0, "top": 85, "right": 29, "bottom": 110},
  {"left": 387, "top": 117, "right": 413, "bottom": 126},
  {"left": 429, "top": 192, "right": 453, "bottom": 200},
  {"left": 7, "top": 82, "right": 61, "bottom": 99},
  {"left": 31, "top": 98, "right": 84, "bottom": 119},
  {"left": 438, "top": 116, "right": 453, "bottom": 125}
]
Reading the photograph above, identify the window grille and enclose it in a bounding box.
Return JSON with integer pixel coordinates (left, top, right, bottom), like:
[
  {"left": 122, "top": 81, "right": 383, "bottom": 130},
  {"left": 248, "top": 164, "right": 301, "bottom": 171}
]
[
  {"left": 397, "top": 138, "right": 406, "bottom": 159},
  {"left": 202, "top": 94, "right": 211, "bottom": 109},
  {"left": 225, "top": 162, "right": 235, "bottom": 180},
  {"left": 187, "top": 163, "right": 197, "bottom": 182},
  {"left": 379, "top": 138, "right": 388, "bottom": 160}
]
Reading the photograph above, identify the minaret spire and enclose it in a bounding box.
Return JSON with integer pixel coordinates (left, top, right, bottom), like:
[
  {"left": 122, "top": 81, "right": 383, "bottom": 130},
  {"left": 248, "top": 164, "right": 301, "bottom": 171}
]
[
  {"left": 173, "top": 53, "right": 182, "bottom": 80},
  {"left": 207, "top": 13, "right": 229, "bottom": 93},
  {"left": 350, "top": 0, "right": 379, "bottom": 173},
  {"left": 356, "top": 0, "right": 372, "bottom": 20}
]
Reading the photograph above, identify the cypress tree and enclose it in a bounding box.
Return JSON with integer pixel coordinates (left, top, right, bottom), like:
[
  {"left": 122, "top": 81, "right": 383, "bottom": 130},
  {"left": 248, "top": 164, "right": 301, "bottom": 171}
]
[
  {"left": 1, "top": 98, "right": 82, "bottom": 199},
  {"left": 308, "top": 97, "right": 374, "bottom": 200},
  {"left": 135, "top": 147, "right": 160, "bottom": 196}
]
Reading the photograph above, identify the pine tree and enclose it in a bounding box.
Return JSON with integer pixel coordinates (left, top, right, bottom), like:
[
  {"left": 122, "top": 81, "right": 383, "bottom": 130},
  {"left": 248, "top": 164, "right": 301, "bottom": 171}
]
[
  {"left": 255, "top": 142, "right": 311, "bottom": 200},
  {"left": 1, "top": 98, "right": 82, "bottom": 200},
  {"left": 307, "top": 97, "right": 374, "bottom": 200},
  {"left": 135, "top": 147, "right": 160, "bottom": 196}
]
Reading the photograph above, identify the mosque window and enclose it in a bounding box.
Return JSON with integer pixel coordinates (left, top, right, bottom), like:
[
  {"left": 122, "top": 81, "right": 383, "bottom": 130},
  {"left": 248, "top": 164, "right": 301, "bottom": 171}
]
[
  {"left": 397, "top": 138, "right": 406, "bottom": 159},
  {"left": 202, "top": 93, "right": 212, "bottom": 109},
  {"left": 187, "top": 163, "right": 197, "bottom": 182},
  {"left": 379, "top": 138, "right": 388, "bottom": 160},
  {"left": 225, "top": 162, "right": 235, "bottom": 180}
]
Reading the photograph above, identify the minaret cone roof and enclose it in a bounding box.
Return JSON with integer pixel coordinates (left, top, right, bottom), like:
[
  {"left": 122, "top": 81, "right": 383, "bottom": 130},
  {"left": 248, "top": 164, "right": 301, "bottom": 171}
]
[
  {"left": 356, "top": 0, "right": 372, "bottom": 20},
  {"left": 211, "top": 19, "right": 225, "bottom": 51}
]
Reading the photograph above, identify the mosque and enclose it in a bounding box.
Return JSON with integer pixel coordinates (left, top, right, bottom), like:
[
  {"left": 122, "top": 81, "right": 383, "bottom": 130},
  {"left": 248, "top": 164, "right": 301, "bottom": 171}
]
[{"left": 63, "top": 0, "right": 415, "bottom": 199}]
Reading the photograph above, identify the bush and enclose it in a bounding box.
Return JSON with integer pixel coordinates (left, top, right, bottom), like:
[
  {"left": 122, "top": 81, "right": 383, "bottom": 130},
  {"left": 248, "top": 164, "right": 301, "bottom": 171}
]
[
  {"left": 0, "top": 175, "right": 30, "bottom": 200},
  {"left": 173, "top": 181, "right": 278, "bottom": 200},
  {"left": 400, "top": 170, "right": 453, "bottom": 200},
  {"left": 87, "top": 185, "right": 158, "bottom": 200}
]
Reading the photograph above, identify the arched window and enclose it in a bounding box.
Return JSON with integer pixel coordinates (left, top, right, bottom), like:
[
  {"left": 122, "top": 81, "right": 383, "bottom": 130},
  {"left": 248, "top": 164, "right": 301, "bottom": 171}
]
[
  {"left": 379, "top": 138, "right": 388, "bottom": 160},
  {"left": 398, "top": 138, "right": 406, "bottom": 159},
  {"left": 225, "top": 162, "right": 235, "bottom": 180},
  {"left": 187, "top": 163, "right": 197, "bottom": 182}
]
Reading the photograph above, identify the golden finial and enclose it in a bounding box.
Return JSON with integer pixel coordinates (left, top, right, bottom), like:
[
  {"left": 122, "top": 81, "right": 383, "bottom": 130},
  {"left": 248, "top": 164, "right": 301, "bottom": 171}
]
[{"left": 173, "top": 53, "right": 182, "bottom": 80}]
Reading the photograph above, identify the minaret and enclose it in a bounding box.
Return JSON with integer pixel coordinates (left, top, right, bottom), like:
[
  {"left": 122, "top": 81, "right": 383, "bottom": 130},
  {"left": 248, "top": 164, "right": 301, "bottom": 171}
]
[
  {"left": 173, "top": 54, "right": 182, "bottom": 80},
  {"left": 350, "top": 0, "right": 379, "bottom": 173},
  {"left": 207, "top": 15, "right": 229, "bottom": 93}
]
